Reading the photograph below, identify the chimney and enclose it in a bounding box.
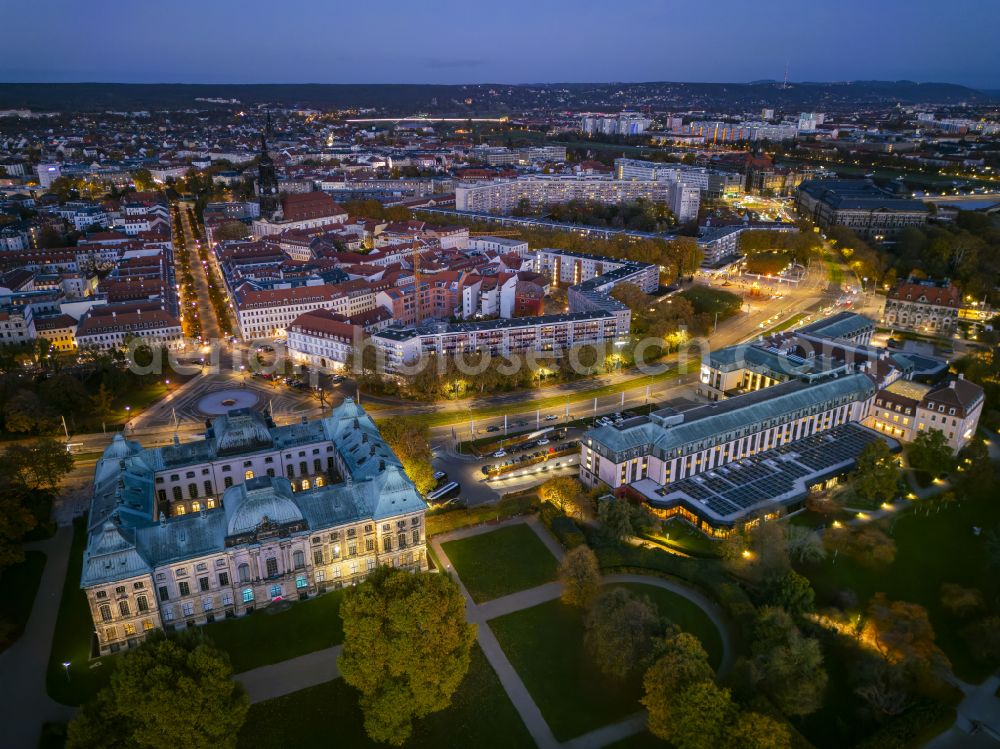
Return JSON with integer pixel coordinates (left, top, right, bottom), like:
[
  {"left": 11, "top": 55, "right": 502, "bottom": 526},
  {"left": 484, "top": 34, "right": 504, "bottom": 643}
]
[{"left": 949, "top": 380, "right": 957, "bottom": 389}]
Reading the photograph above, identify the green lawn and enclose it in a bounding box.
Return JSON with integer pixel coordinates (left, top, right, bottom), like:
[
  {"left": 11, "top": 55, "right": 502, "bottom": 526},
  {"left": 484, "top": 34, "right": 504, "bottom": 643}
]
[
  {"left": 489, "top": 583, "right": 723, "bottom": 742},
  {"left": 0, "top": 550, "right": 46, "bottom": 653},
  {"left": 761, "top": 312, "right": 808, "bottom": 337},
  {"left": 206, "top": 589, "right": 344, "bottom": 673},
  {"left": 648, "top": 518, "right": 722, "bottom": 558},
  {"left": 47, "top": 519, "right": 117, "bottom": 706},
  {"left": 799, "top": 494, "right": 1000, "bottom": 683},
  {"left": 604, "top": 732, "right": 669, "bottom": 749},
  {"left": 237, "top": 644, "right": 533, "bottom": 749},
  {"left": 426, "top": 492, "right": 539, "bottom": 538},
  {"left": 442, "top": 524, "right": 558, "bottom": 603}
]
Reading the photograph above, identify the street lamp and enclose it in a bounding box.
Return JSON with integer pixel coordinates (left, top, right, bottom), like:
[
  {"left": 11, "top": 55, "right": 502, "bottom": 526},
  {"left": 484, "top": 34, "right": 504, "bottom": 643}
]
[{"left": 62, "top": 661, "right": 71, "bottom": 682}]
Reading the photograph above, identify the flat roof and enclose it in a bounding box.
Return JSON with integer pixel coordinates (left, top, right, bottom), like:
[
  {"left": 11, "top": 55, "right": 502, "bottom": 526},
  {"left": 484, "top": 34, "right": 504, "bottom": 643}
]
[{"left": 631, "top": 423, "right": 898, "bottom": 525}]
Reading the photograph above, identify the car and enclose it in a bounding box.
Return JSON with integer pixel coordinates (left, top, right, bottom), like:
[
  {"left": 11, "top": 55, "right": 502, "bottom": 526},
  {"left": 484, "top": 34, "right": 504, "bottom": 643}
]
[
  {"left": 492, "top": 450, "right": 507, "bottom": 458},
  {"left": 537, "top": 438, "right": 550, "bottom": 446},
  {"left": 486, "top": 425, "right": 501, "bottom": 433},
  {"left": 544, "top": 414, "right": 558, "bottom": 421},
  {"left": 433, "top": 470, "right": 447, "bottom": 481},
  {"left": 330, "top": 374, "right": 345, "bottom": 384}
]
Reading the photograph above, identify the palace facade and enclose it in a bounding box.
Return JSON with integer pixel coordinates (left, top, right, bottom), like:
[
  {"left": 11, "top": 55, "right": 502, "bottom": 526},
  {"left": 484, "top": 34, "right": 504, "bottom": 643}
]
[{"left": 81, "top": 398, "right": 427, "bottom": 656}]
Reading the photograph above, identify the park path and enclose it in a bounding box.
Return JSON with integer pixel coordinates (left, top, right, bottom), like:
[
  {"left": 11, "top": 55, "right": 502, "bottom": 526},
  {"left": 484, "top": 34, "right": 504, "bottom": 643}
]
[
  {"left": 0, "top": 527, "right": 76, "bottom": 749},
  {"left": 236, "top": 645, "right": 343, "bottom": 704},
  {"left": 429, "top": 515, "right": 736, "bottom": 749}
]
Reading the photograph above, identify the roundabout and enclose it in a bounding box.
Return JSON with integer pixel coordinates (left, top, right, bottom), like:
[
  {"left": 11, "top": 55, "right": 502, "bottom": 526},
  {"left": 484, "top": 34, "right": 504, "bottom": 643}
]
[{"left": 196, "top": 388, "right": 261, "bottom": 415}]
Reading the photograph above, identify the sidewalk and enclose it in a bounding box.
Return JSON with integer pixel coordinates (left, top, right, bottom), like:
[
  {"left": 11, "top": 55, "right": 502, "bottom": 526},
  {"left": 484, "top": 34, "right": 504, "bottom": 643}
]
[{"left": 0, "top": 527, "right": 76, "bottom": 749}]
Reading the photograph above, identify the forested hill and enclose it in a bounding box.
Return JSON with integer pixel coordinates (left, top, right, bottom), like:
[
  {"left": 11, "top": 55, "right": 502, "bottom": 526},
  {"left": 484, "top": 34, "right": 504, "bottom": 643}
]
[{"left": 0, "top": 80, "right": 993, "bottom": 114}]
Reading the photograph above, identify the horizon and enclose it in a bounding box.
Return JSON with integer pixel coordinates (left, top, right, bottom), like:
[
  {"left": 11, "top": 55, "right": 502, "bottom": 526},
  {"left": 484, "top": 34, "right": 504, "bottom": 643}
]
[
  {"left": 0, "top": 78, "right": 995, "bottom": 90},
  {"left": 2, "top": 0, "right": 998, "bottom": 90}
]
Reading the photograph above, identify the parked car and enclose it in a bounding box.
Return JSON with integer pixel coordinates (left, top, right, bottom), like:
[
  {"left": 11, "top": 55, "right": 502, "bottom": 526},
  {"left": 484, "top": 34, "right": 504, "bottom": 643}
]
[
  {"left": 486, "top": 425, "right": 501, "bottom": 433},
  {"left": 537, "top": 438, "right": 550, "bottom": 446},
  {"left": 544, "top": 414, "right": 558, "bottom": 421},
  {"left": 492, "top": 450, "right": 507, "bottom": 458}
]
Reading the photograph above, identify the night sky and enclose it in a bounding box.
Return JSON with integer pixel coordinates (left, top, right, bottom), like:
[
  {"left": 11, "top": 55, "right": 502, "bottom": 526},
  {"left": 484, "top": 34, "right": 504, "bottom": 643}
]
[{"left": 3, "top": 0, "right": 998, "bottom": 89}]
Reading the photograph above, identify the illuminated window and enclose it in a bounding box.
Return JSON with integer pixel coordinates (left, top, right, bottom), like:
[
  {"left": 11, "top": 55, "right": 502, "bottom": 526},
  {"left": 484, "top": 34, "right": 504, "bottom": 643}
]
[
  {"left": 245, "top": 470, "right": 254, "bottom": 481},
  {"left": 315, "top": 476, "right": 325, "bottom": 487},
  {"left": 301, "top": 479, "right": 310, "bottom": 490},
  {"left": 191, "top": 501, "right": 200, "bottom": 512}
]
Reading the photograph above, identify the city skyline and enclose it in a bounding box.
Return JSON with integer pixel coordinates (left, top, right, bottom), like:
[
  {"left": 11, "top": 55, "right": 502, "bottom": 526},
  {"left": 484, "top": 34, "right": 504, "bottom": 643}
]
[{"left": 2, "top": 0, "right": 998, "bottom": 90}]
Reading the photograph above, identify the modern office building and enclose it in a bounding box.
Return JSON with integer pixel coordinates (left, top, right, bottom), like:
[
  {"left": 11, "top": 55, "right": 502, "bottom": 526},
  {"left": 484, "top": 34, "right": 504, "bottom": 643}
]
[
  {"left": 583, "top": 312, "right": 983, "bottom": 534},
  {"left": 81, "top": 399, "right": 428, "bottom": 656}
]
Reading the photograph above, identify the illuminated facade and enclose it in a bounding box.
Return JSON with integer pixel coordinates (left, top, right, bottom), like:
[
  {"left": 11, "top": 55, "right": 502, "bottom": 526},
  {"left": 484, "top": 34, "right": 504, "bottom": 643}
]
[{"left": 81, "top": 399, "right": 427, "bottom": 656}]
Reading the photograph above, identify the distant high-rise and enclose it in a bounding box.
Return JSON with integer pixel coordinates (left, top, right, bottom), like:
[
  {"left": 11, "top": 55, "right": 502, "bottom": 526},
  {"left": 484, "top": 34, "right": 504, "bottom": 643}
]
[{"left": 256, "top": 113, "right": 280, "bottom": 220}]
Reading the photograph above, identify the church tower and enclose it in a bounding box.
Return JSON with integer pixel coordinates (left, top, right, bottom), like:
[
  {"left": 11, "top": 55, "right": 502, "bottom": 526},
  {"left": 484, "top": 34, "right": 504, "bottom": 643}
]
[{"left": 256, "top": 112, "right": 280, "bottom": 220}]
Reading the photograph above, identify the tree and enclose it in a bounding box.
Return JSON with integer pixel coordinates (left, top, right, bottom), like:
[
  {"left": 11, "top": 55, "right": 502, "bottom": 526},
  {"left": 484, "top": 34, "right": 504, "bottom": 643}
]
[
  {"left": 377, "top": 416, "right": 437, "bottom": 495},
  {"left": 584, "top": 587, "right": 661, "bottom": 679},
  {"left": 4, "top": 390, "right": 54, "bottom": 433},
  {"left": 785, "top": 525, "right": 827, "bottom": 564},
  {"left": 853, "top": 440, "right": 900, "bottom": 503},
  {"left": 750, "top": 607, "right": 827, "bottom": 716},
  {"left": 609, "top": 282, "right": 649, "bottom": 314},
  {"left": 907, "top": 429, "right": 954, "bottom": 477},
  {"left": 721, "top": 520, "right": 790, "bottom": 583},
  {"left": 597, "top": 497, "right": 635, "bottom": 542},
  {"left": 940, "top": 583, "right": 983, "bottom": 618},
  {"left": 90, "top": 383, "right": 116, "bottom": 432},
  {"left": 338, "top": 567, "right": 476, "bottom": 745},
  {"left": 669, "top": 680, "right": 737, "bottom": 749},
  {"left": 558, "top": 546, "right": 601, "bottom": 608},
  {"left": 66, "top": 631, "right": 248, "bottom": 749},
  {"left": 762, "top": 570, "right": 815, "bottom": 617},
  {"left": 643, "top": 632, "right": 715, "bottom": 739},
  {"left": 0, "top": 438, "right": 75, "bottom": 491},
  {"left": 863, "top": 593, "right": 951, "bottom": 680},
  {"left": 215, "top": 221, "right": 250, "bottom": 241},
  {"left": 0, "top": 484, "right": 38, "bottom": 572},
  {"left": 36, "top": 225, "right": 66, "bottom": 248},
  {"left": 824, "top": 523, "right": 897, "bottom": 568},
  {"left": 540, "top": 476, "right": 583, "bottom": 516},
  {"left": 729, "top": 712, "right": 792, "bottom": 749}
]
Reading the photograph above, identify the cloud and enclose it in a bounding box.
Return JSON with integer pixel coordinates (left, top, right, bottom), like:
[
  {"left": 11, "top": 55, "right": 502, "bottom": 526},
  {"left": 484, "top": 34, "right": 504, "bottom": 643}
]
[{"left": 423, "top": 57, "right": 486, "bottom": 69}]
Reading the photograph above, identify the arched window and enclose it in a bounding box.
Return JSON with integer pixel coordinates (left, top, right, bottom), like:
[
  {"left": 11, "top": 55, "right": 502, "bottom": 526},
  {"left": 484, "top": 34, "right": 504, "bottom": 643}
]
[
  {"left": 242, "top": 588, "right": 254, "bottom": 603},
  {"left": 136, "top": 595, "right": 148, "bottom": 613},
  {"left": 188, "top": 483, "right": 198, "bottom": 499},
  {"left": 172, "top": 486, "right": 182, "bottom": 501},
  {"left": 99, "top": 604, "right": 112, "bottom": 622},
  {"left": 286, "top": 464, "right": 295, "bottom": 478},
  {"left": 315, "top": 476, "right": 325, "bottom": 487},
  {"left": 313, "top": 458, "right": 322, "bottom": 472},
  {"left": 245, "top": 470, "right": 254, "bottom": 481},
  {"left": 266, "top": 558, "right": 278, "bottom": 577},
  {"left": 204, "top": 480, "right": 213, "bottom": 496},
  {"left": 238, "top": 563, "right": 250, "bottom": 584},
  {"left": 301, "top": 479, "right": 310, "bottom": 491},
  {"left": 293, "top": 550, "right": 304, "bottom": 569},
  {"left": 224, "top": 476, "right": 233, "bottom": 489},
  {"left": 119, "top": 600, "right": 130, "bottom": 617},
  {"left": 191, "top": 501, "right": 200, "bottom": 512},
  {"left": 299, "top": 461, "right": 308, "bottom": 476},
  {"left": 270, "top": 584, "right": 282, "bottom": 599}
]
